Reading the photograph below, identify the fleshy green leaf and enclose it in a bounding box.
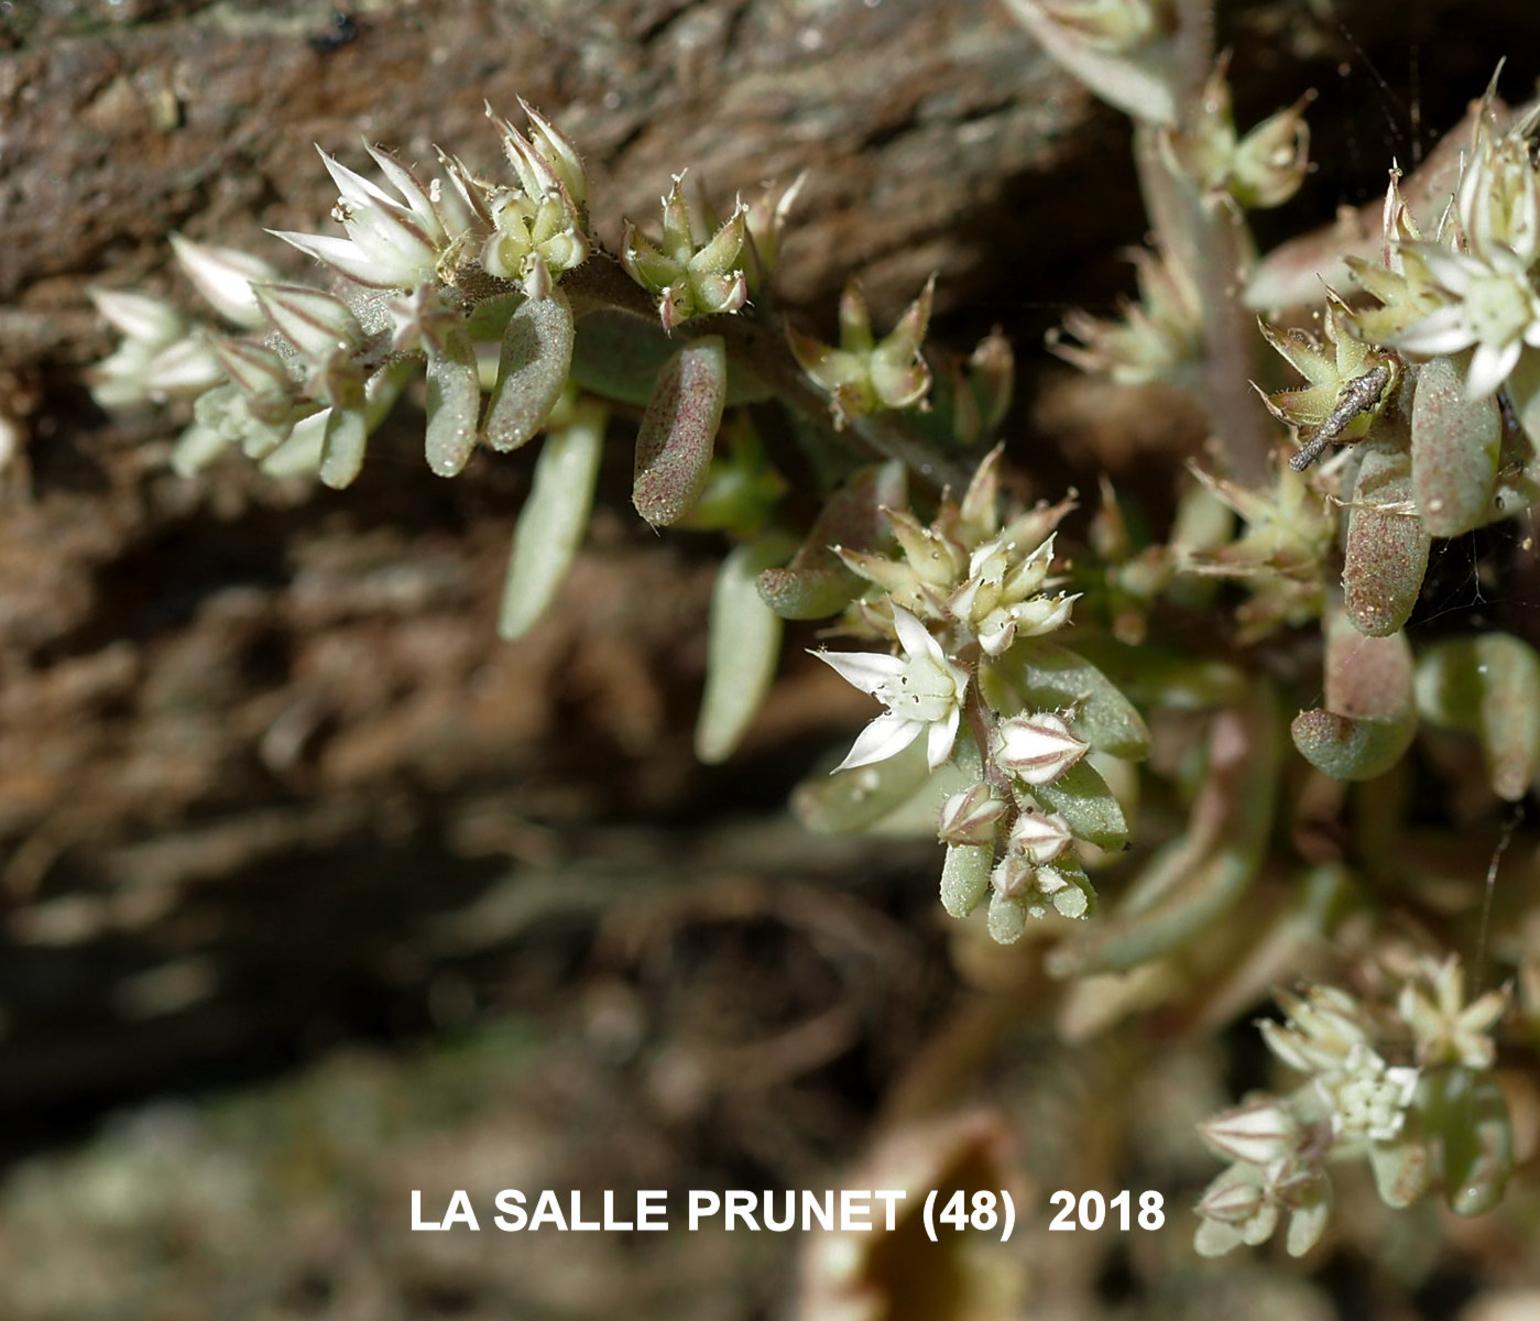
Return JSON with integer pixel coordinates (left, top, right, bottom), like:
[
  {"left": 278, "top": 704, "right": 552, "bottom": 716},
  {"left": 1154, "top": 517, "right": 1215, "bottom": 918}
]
[
  {"left": 989, "top": 638, "right": 1151, "bottom": 759},
  {"left": 1368, "top": 1135, "right": 1431, "bottom": 1209},
  {"left": 1068, "top": 634, "right": 1248, "bottom": 710},
  {"left": 498, "top": 400, "right": 606, "bottom": 640},
  {"left": 1343, "top": 443, "right": 1430, "bottom": 638},
  {"left": 987, "top": 891, "right": 1029, "bottom": 944},
  {"left": 1026, "top": 759, "right": 1128, "bottom": 850},
  {"left": 1292, "top": 616, "right": 1415, "bottom": 780},
  {"left": 316, "top": 358, "right": 418, "bottom": 488},
  {"left": 257, "top": 411, "right": 326, "bottom": 478},
  {"left": 940, "top": 843, "right": 993, "bottom": 918},
  {"left": 484, "top": 288, "right": 575, "bottom": 452},
  {"left": 694, "top": 535, "right": 796, "bottom": 763},
  {"left": 424, "top": 326, "right": 483, "bottom": 478},
  {"left": 1415, "top": 632, "right": 1540, "bottom": 800},
  {"left": 570, "top": 308, "right": 768, "bottom": 407},
  {"left": 1290, "top": 709, "right": 1414, "bottom": 782},
  {"left": 319, "top": 405, "right": 368, "bottom": 489},
  {"left": 1411, "top": 353, "right": 1501, "bottom": 537},
  {"left": 632, "top": 335, "right": 728, "bottom": 527},
  {"left": 1423, "top": 1069, "right": 1514, "bottom": 1217},
  {"left": 792, "top": 734, "right": 932, "bottom": 835}
]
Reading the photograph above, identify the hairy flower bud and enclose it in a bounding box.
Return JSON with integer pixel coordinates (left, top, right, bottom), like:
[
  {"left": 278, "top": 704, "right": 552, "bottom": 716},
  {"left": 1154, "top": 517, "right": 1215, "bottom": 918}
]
[
  {"left": 937, "top": 784, "right": 1008, "bottom": 847},
  {"left": 210, "top": 337, "right": 296, "bottom": 424},
  {"left": 742, "top": 173, "right": 806, "bottom": 294},
  {"left": 790, "top": 277, "right": 934, "bottom": 426},
  {"left": 1006, "top": 808, "right": 1072, "bottom": 865},
  {"left": 994, "top": 712, "right": 1089, "bottom": 785}
]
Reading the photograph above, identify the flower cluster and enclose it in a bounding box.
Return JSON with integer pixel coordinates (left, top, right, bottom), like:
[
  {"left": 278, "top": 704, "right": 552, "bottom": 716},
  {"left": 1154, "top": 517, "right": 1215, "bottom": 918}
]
[
  {"left": 90, "top": 103, "right": 594, "bottom": 488},
  {"left": 1180, "top": 461, "right": 1334, "bottom": 641},
  {"left": 1353, "top": 107, "right": 1540, "bottom": 399},
  {"left": 1194, "top": 963, "right": 1511, "bottom": 1258},
  {"left": 1161, "top": 60, "right": 1313, "bottom": 210},
  {"left": 810, "top": 450, "right": 1143, "bottom": 942},
  {"left": 1257, "top": 291, "right": 1400, "bottom": 470},
  {"left": 1050, "top": 244, "right": 1203, "bottom": 386},
  {"left": 621, "top": 174, "right": 751, "bottom": 330},
  {"left": 790, "top": 277, "right": 935, "bottom": 426}
]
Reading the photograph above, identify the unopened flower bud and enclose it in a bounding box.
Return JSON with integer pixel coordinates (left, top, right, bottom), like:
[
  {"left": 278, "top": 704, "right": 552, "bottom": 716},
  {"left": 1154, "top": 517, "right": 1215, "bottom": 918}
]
[
  {"left": 1007, "top": 809, "right": 1072, "bottom": 864},
  {"left": 211, "top": 337, "right": 295, "bottom": 422},
  {"left": 990, "top": 851, "right": 1034, "bottom": 901},
  {"left": 516, "top": 97, "right": 587, "bottom": 209},
  {"left": 995, "top": 712, "right": 1089, "bottom": 785},
  {"left": 253, "top": 284, "right": 363, "bottom": 360},
  {"left": 791, "top": 277, "right": 934, "bottom": 425},
  {"left": 937, "top": 784, "right": 1008, "bottom": 847},
  {"left": 1231, "top": 93, "right": 1313, "bottom": 210},
  {"left": 743, "top": 172, "right": 805, "bottom": 293},
  {"left": 1199, "top": 1098, "right": 1302, "bottom": 1166},
  {"left": 1196, "top": 1163, "right": 1268, "bottom": 1225}
]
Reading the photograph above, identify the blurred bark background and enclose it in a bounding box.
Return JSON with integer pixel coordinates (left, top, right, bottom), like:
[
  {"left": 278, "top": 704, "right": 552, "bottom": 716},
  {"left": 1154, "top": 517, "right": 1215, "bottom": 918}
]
[{"left": 1, "top": 3, "right": 1539, "bottom": 1314}]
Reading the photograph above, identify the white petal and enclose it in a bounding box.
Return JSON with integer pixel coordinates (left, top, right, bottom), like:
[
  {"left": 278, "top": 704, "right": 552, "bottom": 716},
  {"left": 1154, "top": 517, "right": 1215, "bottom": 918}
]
[
  {"left": 811, "top": 647, "right": 905, "bottom": 697},
  {"left": 1394, "top": 305, "right": 1474, "bottom": 356},
  {"left": 926, "top": 706, "right": 960, "bottom": 770},
  {"left": 318, "top": 146, "right": 400, "bottom": 213},
  {"left": 169, "top": 234, "right": 277, "bottom": 327},
  {"left": 1467, "top": 337, "right": 1522, "bottom": 398},
  {"left": 365, "top": 144, "right": 445, "bottom": 242},
  {"left": 89, "top": 288, "right": 183, "bottom": 345},
  {"left": 143, "top": 338, "right": 224, "bottom": 394},
  {"left": 341, "top": 204, "right": 438, "bottom": 278},
  {"left": 268, "top": 230, "right": 403, "bottom": 288},
  {"left": 832, "top": 713, "right": 924, "bottom": 772},
  {"left": 1419, "top": 248, "right": 1482, "bottom": 295},
  {"left": 891, "top": 603, "right": 946, "bottom": 666}
]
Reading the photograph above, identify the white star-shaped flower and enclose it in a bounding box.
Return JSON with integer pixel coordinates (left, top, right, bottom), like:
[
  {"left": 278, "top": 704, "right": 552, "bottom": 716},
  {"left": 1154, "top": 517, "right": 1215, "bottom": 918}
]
[
  {"left": 813, "top": 605, "right": 968, "bottom": 773},
  {"left": 1395, "top": 242, "right": 1540, "bottom": 398}
]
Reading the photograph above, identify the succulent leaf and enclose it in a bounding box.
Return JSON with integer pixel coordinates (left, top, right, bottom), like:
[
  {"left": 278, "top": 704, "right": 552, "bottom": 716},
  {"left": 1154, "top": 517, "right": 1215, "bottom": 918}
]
[
  {"left": 423, "top": 327, "right": 483, "bottom": 478},
  {"left": 632, "top": 335, "right": 728, "bottom": 527},
  {"left": 484, "top": 288, "right": 576, "bottom": 452},
  {"left": 498, "top": 400, "right": 606, "bottom": 640},
  {"left": 1343, "top": 444, "right": 1430, "bottom": 638},
  {"left": 1410, "top": 353, "right": 1501, "bottom": 536},
  {"left": 695, "top": 535, "right": 797, "bottom": 764},
  {"left": 1415, "top": 632, "right": 1540, "bottom": 800}
]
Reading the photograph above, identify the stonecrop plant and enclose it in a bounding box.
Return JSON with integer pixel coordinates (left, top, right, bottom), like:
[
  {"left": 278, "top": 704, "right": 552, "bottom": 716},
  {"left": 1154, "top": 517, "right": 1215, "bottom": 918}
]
[{"left": 89, "top": 0, "right": 1537, "bottom": 1266}]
